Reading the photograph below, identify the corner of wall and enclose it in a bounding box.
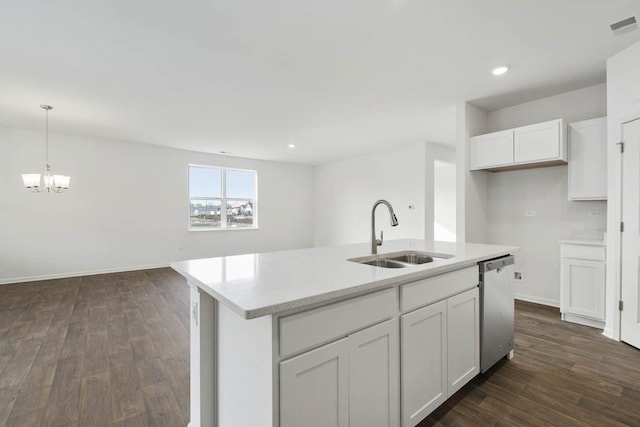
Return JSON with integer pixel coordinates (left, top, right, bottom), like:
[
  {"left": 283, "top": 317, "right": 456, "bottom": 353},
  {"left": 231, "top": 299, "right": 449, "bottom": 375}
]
[{"left": 456, "top": 102, "right": 489, "bottom": 244}]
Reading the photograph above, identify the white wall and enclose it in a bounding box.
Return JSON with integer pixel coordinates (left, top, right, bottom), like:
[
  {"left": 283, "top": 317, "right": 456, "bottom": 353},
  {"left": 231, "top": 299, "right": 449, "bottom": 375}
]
[
  {"left": 487, "top": 84, "right": 607, "bottom": 132},
  {"left": 314, "top": 143, "right": 426, "bottom": 246},
  {"left": 434, "top": 160, "right": 456, "bottom": 241},
  {"left": 0, "top": 126, "right": 315, "bottom": 284},
  {"left": 456, "top": 102, "right": 489, "bottom": 244},
  {"left": 314, "top": 142, "right": 456, "bottom": 247},
  {"left": 605, "top": 40, "right": 640, "bottom": 339},
  {"left": 484, "top": 84, "right": 607, "bottom": 306}
]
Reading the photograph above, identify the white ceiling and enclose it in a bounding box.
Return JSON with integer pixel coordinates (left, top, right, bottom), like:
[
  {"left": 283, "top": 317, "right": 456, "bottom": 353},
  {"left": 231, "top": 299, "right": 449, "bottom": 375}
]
[{"left": 1, "top": 0, "right": 639, "bottom": 165}]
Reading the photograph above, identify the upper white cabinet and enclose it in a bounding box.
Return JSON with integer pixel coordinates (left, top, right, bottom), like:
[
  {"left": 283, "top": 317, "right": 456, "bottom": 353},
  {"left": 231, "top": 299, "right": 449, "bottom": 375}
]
[
  {"left": 568, "top": 117, "right": 607, "bottom": 201},
  {"left": 470, "top": 119, "right": 566, "bottom": 171},
  {"left": 470, "top": 130, "right": 514, "bottom": 169},
  {"left": 514, "top": 120, "right": 563, "bottom": 163}
]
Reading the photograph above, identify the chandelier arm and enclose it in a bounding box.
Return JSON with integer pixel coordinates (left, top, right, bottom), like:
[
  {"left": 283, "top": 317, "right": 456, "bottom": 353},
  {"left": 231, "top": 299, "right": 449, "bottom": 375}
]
[{"left": 45, "top": 107, "right": 49, "bottom": 164}]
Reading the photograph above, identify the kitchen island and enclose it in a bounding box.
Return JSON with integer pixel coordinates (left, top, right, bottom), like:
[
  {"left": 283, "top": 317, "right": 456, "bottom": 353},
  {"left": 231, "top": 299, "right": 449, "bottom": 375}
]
[{"left": 172, "top": 239, "right": 517, "bottom": 427}]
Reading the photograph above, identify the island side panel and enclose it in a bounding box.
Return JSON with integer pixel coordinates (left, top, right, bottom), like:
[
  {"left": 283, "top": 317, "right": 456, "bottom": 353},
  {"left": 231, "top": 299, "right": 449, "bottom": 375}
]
[
  {"left": 190, "top": 283, "right": 217, "bottom": 427},
  {"left": 217, "top": 299, "right": 274, "bottom": 427}
]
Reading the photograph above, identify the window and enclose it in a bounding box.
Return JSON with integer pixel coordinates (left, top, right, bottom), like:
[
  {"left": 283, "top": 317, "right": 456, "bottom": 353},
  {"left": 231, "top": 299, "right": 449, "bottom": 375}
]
[{"left": 189, "top": 165, "right": 257, "bottom": 230}]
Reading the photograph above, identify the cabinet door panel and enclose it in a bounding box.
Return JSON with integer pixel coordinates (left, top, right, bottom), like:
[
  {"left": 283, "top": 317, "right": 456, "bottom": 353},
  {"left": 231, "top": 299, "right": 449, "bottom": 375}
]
[
  {"left": 514, "top": 120, "right": 561, "bottom": 163},
  {"left": 561, "top": 259, "right": 605, "bottom": 320},
  {"left": 280, "top": 339, "right": 349, "bottom": 427},
  {"left": 401, "top": 301, "right": 447, "bottom": 427},
  {"left": 446, "top": 288, "right": 480, "bottom": 396},
  {"left": 349, "top": 319, "right": 400, "bottom": 427},
  {"left": 470, "top": 130, "right": 514, "bottom": 169},
  {"left": 568, "top": 117, "right": 607, "bottom": 200}
]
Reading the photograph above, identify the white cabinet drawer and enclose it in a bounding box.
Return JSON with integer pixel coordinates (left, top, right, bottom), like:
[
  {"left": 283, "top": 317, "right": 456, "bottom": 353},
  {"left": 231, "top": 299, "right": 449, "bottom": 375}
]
[
  {"left": 561, "top": 244, "right": 605, "bottom": 261},
  {"left": 279, "top": 288, "right": 397, "bottom": 358},
  {"left": 401, "top": 266, "right": 479, "bottom": 313}
]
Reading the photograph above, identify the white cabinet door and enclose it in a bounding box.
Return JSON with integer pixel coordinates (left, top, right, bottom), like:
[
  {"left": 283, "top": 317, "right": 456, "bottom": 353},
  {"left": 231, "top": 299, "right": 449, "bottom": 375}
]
[
  {"left": 401, "top": 300, "right": 447, "bottom": 427},
  {"left": 280, "top": 338, "right": 349, "bottom": 427},
  {"left": 446, "top": 288, "right": 480, "bottom": 396},
  {"left": 514, "top": 119, "right": 563, "bottom": 163},
  {"left": 470, "top": 130, "right": 514, "bottom": 170},
  {"left": 349, "top": 319, "right": 400, "bottom": 427},
  {"left": 561, "top": 258, "right": 605, "bottom": 321},
  {"left": 568, "top": 117, "right": 607, "bottom": 200}
]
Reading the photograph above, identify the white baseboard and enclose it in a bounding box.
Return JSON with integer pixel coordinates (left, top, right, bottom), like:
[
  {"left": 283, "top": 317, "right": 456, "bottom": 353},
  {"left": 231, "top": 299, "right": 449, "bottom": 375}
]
[
  {"left": 602, "top": 327, "right": 619, "bottom": 341},
  {"left": 514, "top": 293, "right": 560, "bottom": 308},
  {"left": 0, "top": 263, "right": 171, "bottom": 285}
]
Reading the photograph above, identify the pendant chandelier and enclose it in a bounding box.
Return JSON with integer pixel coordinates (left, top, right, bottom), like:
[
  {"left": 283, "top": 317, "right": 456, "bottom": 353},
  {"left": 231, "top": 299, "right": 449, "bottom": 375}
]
[{"left": 22, "top": 105, "right": 71, "bottom": 193}]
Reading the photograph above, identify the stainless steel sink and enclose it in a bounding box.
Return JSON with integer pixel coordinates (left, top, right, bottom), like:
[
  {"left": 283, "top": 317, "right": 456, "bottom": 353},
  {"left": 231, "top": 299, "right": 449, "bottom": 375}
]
[
  {"left": 348, "top": 250, "right": 453, "bottom": 268},
  {"left": 386, "top": 253, "right": 435, "bottom": 264},
  {"left": 359, "top": 259, "right": 407, "bottom": 268}
]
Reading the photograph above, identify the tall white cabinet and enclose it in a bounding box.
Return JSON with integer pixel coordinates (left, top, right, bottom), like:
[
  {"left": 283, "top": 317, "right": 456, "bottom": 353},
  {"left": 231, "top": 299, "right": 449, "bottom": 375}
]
[{"left": 568, "top": 117, "right": 607, "bottom": 200}]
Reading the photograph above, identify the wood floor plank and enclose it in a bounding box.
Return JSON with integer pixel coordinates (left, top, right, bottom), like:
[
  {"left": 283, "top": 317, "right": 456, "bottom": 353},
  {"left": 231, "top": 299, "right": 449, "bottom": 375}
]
[
  {"left": 84, "top": 331, "right": 110, "bottom": 376},
  {"left": 0, "top": 338, "right": 41, "bottom": 388},
  {"left": 78, "top": 371, "right": 112, "bottom": 427},
  {"left": 44, "top": 356, "right": 83, "bottom": 425},
  {"left": 141, "top": 381, "right": 185, "bottom": 427},
  {"left": 110, "top": 352, "right": 145, "bottom": 423}
]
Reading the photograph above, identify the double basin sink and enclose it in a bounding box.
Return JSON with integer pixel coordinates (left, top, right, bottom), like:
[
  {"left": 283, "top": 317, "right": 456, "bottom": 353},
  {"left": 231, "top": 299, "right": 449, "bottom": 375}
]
[{"left": 348, "top": 250, "right": 453, "bottom": 268}]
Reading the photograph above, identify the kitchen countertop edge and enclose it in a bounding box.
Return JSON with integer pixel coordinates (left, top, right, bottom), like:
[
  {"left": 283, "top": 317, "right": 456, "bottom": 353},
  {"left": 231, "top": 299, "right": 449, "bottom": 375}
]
[{"left": 171, "top": 240, "right": 518, "bottom": 319}]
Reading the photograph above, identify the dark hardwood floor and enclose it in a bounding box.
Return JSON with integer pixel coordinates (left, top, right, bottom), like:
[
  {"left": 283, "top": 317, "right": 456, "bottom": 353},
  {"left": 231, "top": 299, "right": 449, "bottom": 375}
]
[
  {"left": 0, "top": 269, "right": 190, "bottom": 427},
  {"left": 1, "top": 268, "right": 640, "bottom": 426},
  {"left": 421, "top": 301, "right": 640, "bottom": 427}
]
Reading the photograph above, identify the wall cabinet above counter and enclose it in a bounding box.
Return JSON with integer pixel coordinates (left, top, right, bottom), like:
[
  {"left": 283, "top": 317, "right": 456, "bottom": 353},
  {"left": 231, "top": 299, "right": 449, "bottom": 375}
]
[
  {"left": 568, "top": 117, "right": 607, "bottom": 201},
  {"left": 470, "top": 119, "right": 567, "bottom": 171}
]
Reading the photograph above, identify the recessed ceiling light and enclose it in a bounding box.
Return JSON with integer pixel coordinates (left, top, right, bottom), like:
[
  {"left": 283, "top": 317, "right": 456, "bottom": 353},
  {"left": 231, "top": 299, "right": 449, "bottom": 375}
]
[
  {"left": 288, "top": 143, "right": 296, "bottom": 149},
  {"left": 492, "top": 66, "right": 509, "bottom": 76}
]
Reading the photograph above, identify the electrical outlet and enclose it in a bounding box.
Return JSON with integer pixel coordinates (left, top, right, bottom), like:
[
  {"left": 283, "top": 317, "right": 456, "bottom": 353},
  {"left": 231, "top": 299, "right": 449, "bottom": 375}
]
[
  {"left": 514, "top": 271, "right": 523, "bottom": 281},
  {"left": 525, "top": 211, "right": 536, "bottom": 217}
]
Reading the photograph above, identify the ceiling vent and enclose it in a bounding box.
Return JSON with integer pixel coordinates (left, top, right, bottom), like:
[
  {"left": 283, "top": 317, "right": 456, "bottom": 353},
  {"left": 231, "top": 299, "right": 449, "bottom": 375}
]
[{"left": 610, "top": 16, "right": 638, "bottom": 35}]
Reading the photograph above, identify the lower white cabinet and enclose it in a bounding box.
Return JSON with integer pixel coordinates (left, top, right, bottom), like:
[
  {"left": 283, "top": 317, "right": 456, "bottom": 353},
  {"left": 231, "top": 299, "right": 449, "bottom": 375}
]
[
  {"left": 401, "top": 287, "right": 479, "bottom": 427},
  {"left": 560, "top": 242, "right": 606, "bottom": 329},
  {"left": 401, "top": 300, "right": 447, "bottom": 427},
  {"left": 446, "top": 288, "right": 480, "bottom": 396},
  {"left": 280, "top": 338, "right": 350, "bottom": 427},
  {"left": 280, "top": 318, "right": 400, "bottom": 427}
]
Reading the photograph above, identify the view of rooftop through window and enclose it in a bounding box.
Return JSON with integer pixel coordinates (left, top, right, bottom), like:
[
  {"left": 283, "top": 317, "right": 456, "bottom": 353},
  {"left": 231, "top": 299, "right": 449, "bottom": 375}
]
[{"left": 189, "top": 166, "right": 257, "bottom": 230}]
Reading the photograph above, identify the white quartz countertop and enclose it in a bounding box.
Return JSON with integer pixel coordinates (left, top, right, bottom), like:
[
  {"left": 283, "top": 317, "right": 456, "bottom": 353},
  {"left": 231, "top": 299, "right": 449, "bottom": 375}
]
[
  {"left": 559, "top": 239, "right": 606, "bottom": 246},
  {"left": 171, "top": 239, "right": 518, "bottom": 319}
]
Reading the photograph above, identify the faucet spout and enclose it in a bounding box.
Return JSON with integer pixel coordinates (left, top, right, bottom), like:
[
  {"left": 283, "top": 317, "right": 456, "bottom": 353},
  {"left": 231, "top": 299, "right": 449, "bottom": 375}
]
[{"left": 371, "top": 199, "right": 399, "bottom": 255}]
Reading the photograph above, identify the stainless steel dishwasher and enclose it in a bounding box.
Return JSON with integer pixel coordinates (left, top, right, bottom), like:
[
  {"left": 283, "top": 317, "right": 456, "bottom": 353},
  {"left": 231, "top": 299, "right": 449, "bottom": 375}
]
[{"left": 479, "top": 255, "right": 515, "bottom": 373}]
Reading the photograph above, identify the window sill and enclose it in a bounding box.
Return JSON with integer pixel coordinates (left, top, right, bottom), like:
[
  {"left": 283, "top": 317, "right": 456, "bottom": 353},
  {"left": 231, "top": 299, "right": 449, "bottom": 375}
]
[{"left": 189, "top": 226, "right": 259, "bottom": 232}]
